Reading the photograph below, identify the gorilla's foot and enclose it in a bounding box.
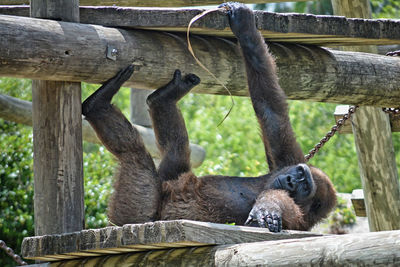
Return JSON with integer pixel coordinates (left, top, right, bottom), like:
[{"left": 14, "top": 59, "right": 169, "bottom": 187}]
[
  {"left": 146, "top": 69, "right": 200, "bottom": 106},
  {"left": 82, "top": 65, "right": 134, "bottom": 116}
]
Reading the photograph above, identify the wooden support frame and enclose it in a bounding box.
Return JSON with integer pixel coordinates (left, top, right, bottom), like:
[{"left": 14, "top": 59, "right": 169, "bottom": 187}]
[
  {"left": 31, "top": 0, "right": 84, "bottom": 236},
  {"left": 21, "top": 220, "right": 400, "bottom": 265},
  {"left": 332, "top": 0, "right": 400, "bottom": 231},
  {"left": 1, "top": 6, "right": 400, "bottom": 46},
  {"left": 2, "top": 15, "right": 400, "bottom": 105},
  {"left": 1, "top": 0, "right": 309, "bottom": 7},
  {"left": 21, "top": 220, "right": 322, "bottom": 261}
]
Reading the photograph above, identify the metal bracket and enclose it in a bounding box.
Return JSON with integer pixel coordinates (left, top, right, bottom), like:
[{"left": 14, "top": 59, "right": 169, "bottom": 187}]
[{"left": 106, "top": 45, "right": 118, "bottom": 60}]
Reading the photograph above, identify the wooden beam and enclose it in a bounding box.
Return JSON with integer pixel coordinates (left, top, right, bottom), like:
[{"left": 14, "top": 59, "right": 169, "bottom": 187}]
[
  {"left": 332, "top": 0, "right": 400, "bottom": 232},
  {"left": 1, "top": 6, "right": 400, "bottom": 46},
  {"left": 21, "top": 220, "right": 322, "bottom": 261},
  {"left": 0, "top": 0, "right": 309, "bottom": 7},
  {"left": 2, "top": 15, "right": 400, "bottom": 106},
  {"left": 21, "top": 221, "right": 400, "bottom": 265},
  {"left": 0, "top": 93, "right": 206, "bottom": 167}
]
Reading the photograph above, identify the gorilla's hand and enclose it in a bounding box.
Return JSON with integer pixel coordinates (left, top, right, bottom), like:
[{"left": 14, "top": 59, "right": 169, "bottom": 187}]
[
  {"left": 219, "top": 2, "right": 257, "bottom": 40},
  {"left": 245, "top": 201, "right": 282, "bottom": 232}
]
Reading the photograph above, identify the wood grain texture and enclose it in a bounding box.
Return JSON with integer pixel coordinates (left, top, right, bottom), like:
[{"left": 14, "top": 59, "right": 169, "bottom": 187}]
[
  {"left": 21, "top": 220, "right": 322, "bottom": 261},
  {"left": 351, "top": 106, "right": 400, "bottom": 230},
  {"left": 2, "top": 15, "right": 400, "bottom": 105},
  {"left": 31, "top": 0, "right": 84, "bottom": 236},
  {"left": 21, "top": 224, "right": 400, "bottom": 266},
  {"left": 1, "top": 6, "right": 400, "bottom": 46},
  {"left": 0, "top": 0, "right": 312, "bottom": 7},
  {"left": 32, "top": 80, "right": 85, "bottom": 235},
  {"left": 351, "top": 189, "right": 366, "bottom": 217},
  {"left": 332, "top": 0, "right": 400, "bottom": 232},
  {"left": 0, "top": 93, "right": 205, "bottom": 167}
]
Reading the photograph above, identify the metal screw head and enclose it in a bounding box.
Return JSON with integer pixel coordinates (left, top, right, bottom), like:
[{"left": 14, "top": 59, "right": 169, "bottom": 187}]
[{"left": 106, "top": 45, "right": 118, "bottom": 60}]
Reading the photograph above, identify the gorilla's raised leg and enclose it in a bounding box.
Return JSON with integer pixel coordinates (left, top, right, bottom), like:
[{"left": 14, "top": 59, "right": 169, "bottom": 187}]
[
  {"left": 82, "top": 65, "right": 161, "bottom": 225},
  {"left": 147, "top": 70, "right": 200, "bottom": 181}
]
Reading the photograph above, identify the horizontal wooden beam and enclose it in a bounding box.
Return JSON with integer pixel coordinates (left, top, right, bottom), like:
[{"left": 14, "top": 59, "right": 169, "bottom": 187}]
[
  {"left": 21, "top": 220, "right": 400, "bottom": 265},
  {"left": 1, "top": 6, "right": 400, "bottom": 46},
  {"left": 2, "top": 15, "right": 400, "bottom": 106},
  {"left": 0, "top": 93, "right": 206, "bottom": 167},
  {"left": 0, "top": 0, "right": 308, "bottom": 7},
  {"left": 21, "top": 220, "right": 322, "bottom": 261}
]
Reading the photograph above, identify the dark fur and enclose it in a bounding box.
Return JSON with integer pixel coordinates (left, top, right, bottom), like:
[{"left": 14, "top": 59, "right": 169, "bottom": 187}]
[{"left": 82, "top": 3, "right": 336, "bottom": 232}]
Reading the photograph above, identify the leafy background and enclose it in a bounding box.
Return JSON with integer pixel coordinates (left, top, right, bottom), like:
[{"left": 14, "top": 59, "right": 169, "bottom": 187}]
[{"left": 1, "top": 1, "right": 400, "bottom": 265}]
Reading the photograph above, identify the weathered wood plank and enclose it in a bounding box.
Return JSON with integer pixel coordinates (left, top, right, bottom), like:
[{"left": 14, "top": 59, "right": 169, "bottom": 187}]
[
  {"left": 0, "top": 0, "right": 309, "bottom": 6},
  {"left": 23, "top": 227, "right": 400, "bottom": 266},
  {"left": 2, "top": 15, "right": 400, "bottom": 106},
  {"left": 351, "top": 106, "right": 400, "bottom": 231},
  {"left": 0, "top": 93, "right": 206, "bottom": 167},
  {"left": 21, "top": 220, "right": 322, "bottom": 261},
  {"left": 351, "top": 189, "right": 366, "bottom": 217},
  {"left": 332, "top": 0, "right": 400, "bottom": 232},
  {"left": 1, "top": 6, "right": 400, "bottom": 46},
  {"left": 31, "top": 0, "right": 85, "bottom": 236}
]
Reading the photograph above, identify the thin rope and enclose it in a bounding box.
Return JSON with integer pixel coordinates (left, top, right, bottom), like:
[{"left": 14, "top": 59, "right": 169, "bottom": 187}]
[{"left": 187, "top": 7, "right": 234, "bottom": 126}]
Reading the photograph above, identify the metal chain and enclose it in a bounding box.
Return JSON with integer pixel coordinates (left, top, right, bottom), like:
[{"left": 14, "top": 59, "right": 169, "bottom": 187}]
[
  {"left": 304, "top": 105, "right": 358, "bottom": 162},
  {"left": 0, "top": 240, "right": 27, "bottom": 266},
  {"left": 385, "top": 50, "right": 400, "bottom": 57},
  {"left": 382, "top": 107, "right": 400, "bottom": 115},
  {"left": 304, "top": 49, "right": 400, "bottom": 161},
  {"left": 382, "top": 51, "right": 400, "bottom": 116}
]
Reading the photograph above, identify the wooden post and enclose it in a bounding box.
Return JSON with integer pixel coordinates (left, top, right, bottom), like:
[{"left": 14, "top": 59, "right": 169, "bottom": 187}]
[
  {"left": 130, "top": 89, "right": 152, "bottom": 127},
  {"left": 332, "top": 0, "right": 400, "bottom": 231},
  {"left": 31, "top": 0, "right": 84, "bottom": 235}
]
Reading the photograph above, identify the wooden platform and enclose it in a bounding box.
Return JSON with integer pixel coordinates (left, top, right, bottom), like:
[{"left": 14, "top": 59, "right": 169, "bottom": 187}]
[
  {"left": 22, "top": 222, "right": 400, "bottom": 266},
  {"left": 22, "top": 220, "right": 321, "bottom": 262},
  {"left": 1, "top": 6, "right": 400, "bottom": 46}
]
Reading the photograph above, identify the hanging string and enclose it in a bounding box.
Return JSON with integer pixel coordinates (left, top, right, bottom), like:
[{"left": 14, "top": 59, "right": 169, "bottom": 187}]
[{"left": 186, "top": 7, "right": 235, "bottom": 126}]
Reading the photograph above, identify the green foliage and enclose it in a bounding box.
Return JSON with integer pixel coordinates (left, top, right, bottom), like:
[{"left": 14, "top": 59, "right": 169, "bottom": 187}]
[
  {"left": 328, "top": 197, "right": 357, "bottom": 234},
  {"left": 371, "top": 0, "right": 400, "bottom": 18},
  {"left": 0, "top": 78, "right": 32, "bottom": 100},
  {"left": 0, "top": 120, "right": 34, "bottom": 267},
  {"left": 179, "top": 94, "right": 267, "bottom": 177},
  {"left": 255, "top": 0, "right": 333, "bottom": 15}
]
